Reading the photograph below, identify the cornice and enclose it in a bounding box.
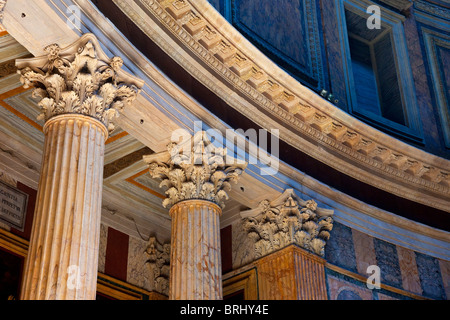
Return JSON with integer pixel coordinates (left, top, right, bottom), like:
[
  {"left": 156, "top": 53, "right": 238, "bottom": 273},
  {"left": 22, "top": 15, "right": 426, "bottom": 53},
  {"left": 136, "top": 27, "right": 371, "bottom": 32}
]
[
  {"left": 3, "top": 0, "right": 447, "bottom": 259},
  {"left": 111, "top": 0, "right": 450, "bottom": 213}
]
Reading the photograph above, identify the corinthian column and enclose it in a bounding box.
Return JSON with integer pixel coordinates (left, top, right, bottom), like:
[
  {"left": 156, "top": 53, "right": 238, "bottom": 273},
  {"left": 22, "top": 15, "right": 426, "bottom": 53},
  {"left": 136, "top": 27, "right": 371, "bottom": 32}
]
[
  {"left": 16, "top": 34, "right": 143, "bottom": 300},
  {"left": 144, "top": 132, "right": 247, "bottom": 300},
  {"left": 240, "top": 189, "right": 334, "bottom": 300}
]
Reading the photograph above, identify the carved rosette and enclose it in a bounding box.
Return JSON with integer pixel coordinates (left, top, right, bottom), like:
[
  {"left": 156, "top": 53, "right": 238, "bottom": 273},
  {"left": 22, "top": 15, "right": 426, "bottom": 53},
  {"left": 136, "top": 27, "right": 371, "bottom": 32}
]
[
  {"left": 241, "top": 189, "right": 334, "bottom": 257},
  {"left": 144, "top": 131, "right": 247, "bottom": 209},
  {"left": 15, "top": 33, "right": 144, "bottom": 133},
  {"left": 145, "top": 237, "right": 170, "bottom": 296}
]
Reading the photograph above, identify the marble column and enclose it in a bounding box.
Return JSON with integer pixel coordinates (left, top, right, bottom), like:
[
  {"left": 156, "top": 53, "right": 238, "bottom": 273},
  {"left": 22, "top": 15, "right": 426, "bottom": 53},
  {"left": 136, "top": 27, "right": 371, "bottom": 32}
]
[
  {"left": 16, "top": 34, "right": 143, "bottom": 300},
  {"left": 169, "top": 200, "right": 222, "bottom": 299},
  {"left": 144, "top": 131, "right": 247, "bottom": 300},
  {"left": 240, "top": 189, "right": 334, "bottom": 300}
]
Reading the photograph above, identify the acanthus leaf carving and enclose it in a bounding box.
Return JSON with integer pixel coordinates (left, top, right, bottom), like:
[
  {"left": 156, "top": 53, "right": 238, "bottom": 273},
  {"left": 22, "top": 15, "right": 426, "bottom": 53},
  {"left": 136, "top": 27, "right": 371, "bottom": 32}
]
[
  {"left": 241, "top": 189, "right": 334, "bottom": 257},
  {"left": 144, "top": 237, "right": 170, "bottom": 296},
  {"left": 16, "top": 33, "right": 144, "bottom": 133},
  {"left": 0, "top": 0, "right": 6, "bottom": 23},
  {"left": 144, "top": 131, "right": 247, "bottom": 209},
  {"left": 111, "top": 0, "right": 450, "bottom": 211}
]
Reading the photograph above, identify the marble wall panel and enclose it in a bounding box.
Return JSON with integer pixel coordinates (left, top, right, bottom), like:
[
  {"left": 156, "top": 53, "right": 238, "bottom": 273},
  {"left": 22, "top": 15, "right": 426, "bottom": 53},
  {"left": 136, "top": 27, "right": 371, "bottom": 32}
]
[
  {"left": 415, "top": 252, "right": 447, "bottom": 299},
  {"left": 127, "top": 236, "right": 152, "bottom": 292},
  {"left": 105, "top": 227, "right": 129, "bottom": 282},
  {"left": 404, "top": 13, "right": 444, "bottom": 153},
  {"left": 377, "top": 293, "right": 399, "bottom": 300},
  {"left": 373, "top": 238, "right": 402, "bottom": 288},
  {"left": 438, "top": 259, "right": 450, "bottom": 300},
  {"left": 397, "top": 245, "right": 422, "bottom": 295},
  {"left": 98, "top": 223, "right": 108, "bottom": 274},
  {"left": 325, "top": 222, "right": 357, "bottom": 273},
  {"left": 352, "top": 229, "right": 377, "bottom": 276}
]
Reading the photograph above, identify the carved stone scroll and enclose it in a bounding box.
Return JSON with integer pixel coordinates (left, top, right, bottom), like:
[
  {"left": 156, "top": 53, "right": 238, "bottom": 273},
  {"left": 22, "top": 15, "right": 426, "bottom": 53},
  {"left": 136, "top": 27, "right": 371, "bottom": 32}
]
[
  {"left": 16, "top": 33, "right": 144, "bottom": 133},
  {"left": 241, "top": 189, "right": 334, "bottom": 257},
  {"left": 144, "top": 131, "right": 247, "bottom": 209}
]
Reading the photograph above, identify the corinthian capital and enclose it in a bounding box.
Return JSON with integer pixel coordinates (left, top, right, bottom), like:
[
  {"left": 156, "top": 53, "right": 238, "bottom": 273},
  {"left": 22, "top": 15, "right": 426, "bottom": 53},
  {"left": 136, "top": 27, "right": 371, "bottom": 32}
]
[
  {"left": 144, "top": 131, "right": 247, "bottom": 210},
  {"left": 241, "top": 189, "right": 334, "bottom": 257},
  {"left": 15, "top": 33, "right": 144, "bottom": 132}
]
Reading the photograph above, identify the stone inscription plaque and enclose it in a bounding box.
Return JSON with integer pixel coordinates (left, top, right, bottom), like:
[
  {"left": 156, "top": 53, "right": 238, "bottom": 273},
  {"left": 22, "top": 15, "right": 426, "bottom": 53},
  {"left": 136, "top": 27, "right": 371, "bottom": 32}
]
[{"left": 0, "top": 180, "right": 28, "bottom": 231}]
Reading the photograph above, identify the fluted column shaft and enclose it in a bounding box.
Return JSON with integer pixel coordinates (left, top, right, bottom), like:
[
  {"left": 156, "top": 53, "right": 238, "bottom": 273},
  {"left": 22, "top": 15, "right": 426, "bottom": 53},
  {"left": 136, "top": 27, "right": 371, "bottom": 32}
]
[
  {"left": 169, "top": 200, "right": 222, "bottom": 300},
  {"left": 21, "top": 114, "right": 107, "bottom": 300}
]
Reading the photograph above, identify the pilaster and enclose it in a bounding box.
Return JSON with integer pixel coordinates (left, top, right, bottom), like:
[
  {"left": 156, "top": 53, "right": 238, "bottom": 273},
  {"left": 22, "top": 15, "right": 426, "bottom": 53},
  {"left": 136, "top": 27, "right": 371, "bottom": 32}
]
[
  {"left": 240, "top": 189, "right": 334, "bottom": 300},
  {"left": 16, "top": 33, "right": 143, "bottom": 300}
]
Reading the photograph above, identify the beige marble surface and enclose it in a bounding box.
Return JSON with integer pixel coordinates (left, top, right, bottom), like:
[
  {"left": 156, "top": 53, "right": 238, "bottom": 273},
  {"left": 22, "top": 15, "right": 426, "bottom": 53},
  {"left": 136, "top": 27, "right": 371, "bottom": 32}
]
[
  {"left": 231, "top": 219, "right": 255, "bottom": 270},
  {"left": 20, "top": 115, "right": 107, "bottom": 300},
  {"left": 169, "top": 200, "right": 222, "bottom": 300},
  {"left": 98, "top": 223, "right": 108, "bottom": 274},
  {"left": 256, "top": 245, "right": 328, "bottom": 300},
  {"left": 126, "top": 235, "right": 151, "bottom": 292},
  {"left": 397, "top": 246, "right": 423, "bottom": 295},
  {"left": 352, "top": 229, "right": 377, "bottom": 276}
]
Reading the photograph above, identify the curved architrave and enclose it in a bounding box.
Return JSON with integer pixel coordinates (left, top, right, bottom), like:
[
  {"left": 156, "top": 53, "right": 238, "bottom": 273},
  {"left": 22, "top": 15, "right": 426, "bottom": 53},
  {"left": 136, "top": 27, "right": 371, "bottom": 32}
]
[
  {"left": 68, "top": 0, "right": 448, "bottom": 259},
  {"left": 4, "top": 0, "right": 448, "bottom": 259},
  {"left": 110, "top": 0, "right": 450, "bottom": 214}
]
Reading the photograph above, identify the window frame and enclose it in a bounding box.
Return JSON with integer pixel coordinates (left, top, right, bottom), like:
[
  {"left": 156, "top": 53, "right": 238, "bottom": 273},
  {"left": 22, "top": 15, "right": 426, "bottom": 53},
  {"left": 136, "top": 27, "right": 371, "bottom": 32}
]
[
  {"left": 336, "top": 0, "right": 424, "bottom": 144},
  {"left": 416, "top": 11, "right": 450, "bottom": 149}
]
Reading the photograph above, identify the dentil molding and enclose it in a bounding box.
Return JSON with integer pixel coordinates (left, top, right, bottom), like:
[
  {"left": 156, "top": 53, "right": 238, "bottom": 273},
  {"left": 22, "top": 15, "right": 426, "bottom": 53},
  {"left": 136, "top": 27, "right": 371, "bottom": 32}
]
[{"left": 112, "top": 0, "right": 450, "bottom": 212}]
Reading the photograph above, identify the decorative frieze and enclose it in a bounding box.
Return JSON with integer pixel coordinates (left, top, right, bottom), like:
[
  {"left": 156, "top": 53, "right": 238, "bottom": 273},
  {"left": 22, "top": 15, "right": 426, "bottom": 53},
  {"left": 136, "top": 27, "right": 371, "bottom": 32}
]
[
  {"left": 16, "top": 33, "right": 144, "bottom": 133},
  {"left": 145, "top": 237, "right": 170, "bottom": 296},
  {"left": 144, "top": 131, "right": 247, "bottom": 299},
  {"left": 241, "top": 189, "right": 334, "bottom": 257},
  {"left": 16, "top": 34, "right": 144, "bottom": 300},
  {"left": 414, "top": 0, "right": 450, "bottom": 20},
  {"left": 143, "top": 131, "right": 247, "bottom": 209},
  {"left": 112, "top": 0, "right": 450, "bottom": 212}
]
